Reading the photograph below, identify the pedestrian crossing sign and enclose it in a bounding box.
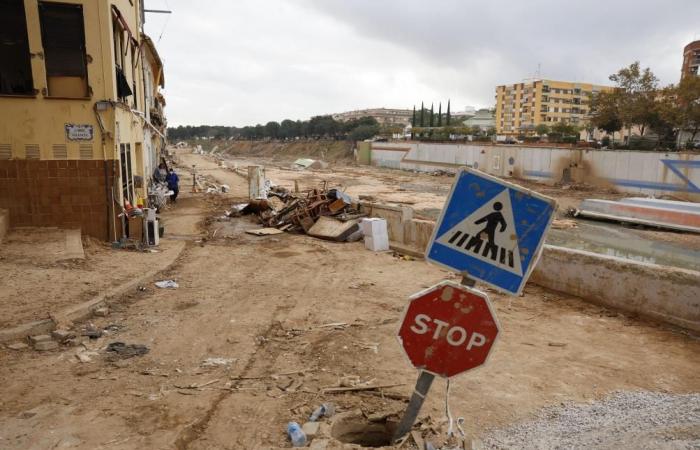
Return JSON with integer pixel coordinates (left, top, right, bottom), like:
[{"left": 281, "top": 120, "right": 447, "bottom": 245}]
[{"left": 426, "top": 167, "right": 557, "bottom": 296}]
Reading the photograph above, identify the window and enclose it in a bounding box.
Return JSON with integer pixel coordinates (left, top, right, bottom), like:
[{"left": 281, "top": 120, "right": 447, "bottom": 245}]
[
  {"left": 39, "top": 2, "right": 89, "bottom": 98},
  {"left": 0, "top": 0, "right": 34, "bottom": 95}
]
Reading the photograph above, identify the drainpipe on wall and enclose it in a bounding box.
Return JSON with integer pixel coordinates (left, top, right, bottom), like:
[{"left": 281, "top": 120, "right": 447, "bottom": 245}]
[{"left": 94, "top": 101, "right": 116, "bottom": 242}]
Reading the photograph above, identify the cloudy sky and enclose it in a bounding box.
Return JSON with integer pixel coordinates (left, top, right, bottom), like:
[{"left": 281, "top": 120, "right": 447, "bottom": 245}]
[{"left": 144, "top": 0, "right": 700, "bottom": 127}]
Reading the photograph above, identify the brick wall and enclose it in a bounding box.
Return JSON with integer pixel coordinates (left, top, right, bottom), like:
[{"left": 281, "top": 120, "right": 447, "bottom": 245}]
[{"left": 0, "top": 160, "right": 118, "bottom": 240}]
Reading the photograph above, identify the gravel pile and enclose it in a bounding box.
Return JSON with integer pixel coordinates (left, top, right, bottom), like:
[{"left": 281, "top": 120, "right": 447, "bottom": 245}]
[{"left": 480, "top": 391, "right": 700, "bottom": 450}]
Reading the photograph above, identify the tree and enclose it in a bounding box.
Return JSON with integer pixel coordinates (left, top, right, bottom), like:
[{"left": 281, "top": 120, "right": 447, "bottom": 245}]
[
  {"left": 420, "top": 102, "right": 425, "bottom": 127},
  {"left": 437, "top": 102, "right": 442, "bottom": 127},
  {"left": 590, "top": 92, "right": 623, "bottom": 148},
  {"left": 551, "top": 121, "right": 578, "bottom": 136},
  {"left": 535, "top": 124, "right": 550, "bottom": 136},
  {"left": 673, "top": 76, "right": 700, "bottom": 145},
  {"left": 411, "top": 106, "right": 416, "bottom": 128},
  {"left": 608, "top": 61, "right": 659, "bottom": 136},
  {"left": 446, "top": 100, "right": 451, "bottom": 126},
  {"left": 264, "top": 121, "right": 280, "bottom": 139},
  {"left": 429, "top": 103, "right": 434, "bottom": 127},
  {"left": 348, "top": 124, "right": 379, "bottom": 141}
]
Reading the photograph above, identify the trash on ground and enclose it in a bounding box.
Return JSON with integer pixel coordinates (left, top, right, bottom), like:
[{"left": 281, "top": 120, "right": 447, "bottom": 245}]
[
  {"left": 308, "top": 216, "right": 359, "bottom": 241},
  {"left": 81, "top": 324, "right": 103, "bottom": 339},
  {"left": 201, "top": 357, "right": 236, "bottom": 367},
  {"left": 245, "top": 227, "right": 284, "bottom": 236},
  {"left": 309, "top": 403, "right": 336, "bottom": 421},
  {"left": 155, "top": 280, "right": 179, "bottom": 289},
  {"left": 287, "top": 421, "right": 307, "bottom": 447},
  {"left": 106, "top": 342, "right": 150, "bottom": 359},
  {"left": 292, "top": 158, "right": 328, "bottom": 170},
  {"left": 229, "top": 182, "right": 365, "bottom": 241}
]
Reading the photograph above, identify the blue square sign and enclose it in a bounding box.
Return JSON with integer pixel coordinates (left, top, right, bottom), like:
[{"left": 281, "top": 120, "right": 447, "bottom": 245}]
[{"left": 426, "top": 167, "right": 557, "bottom": 296}]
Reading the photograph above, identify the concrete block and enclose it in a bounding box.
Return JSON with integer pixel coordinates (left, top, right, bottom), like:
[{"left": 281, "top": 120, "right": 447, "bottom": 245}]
[
  {"left": 302, "top": 421, "right": 321, "bottom": 438},
  {"left": 34, "top": 341, "right": 59, "bottom": 351},
  {"left": 93, "top": 307, "right": 109, "bottom": 317},
  {"left": 29, "top": 334, "right": 52, "bottom": 345},
  {"left": 309, "top": 439, "right": 330, "bottom": 450},
  {"left": 6, "top": 342, "right": 29, "bottom": 351},
  {"left": 364, "top": 233, "right": 389, "bottom": 252},
  {"left": 51, "top": 329, "right": 73, "bottom": 342},
  {"left": 361, "top": 218, "right": 387, "bottom": 237}
]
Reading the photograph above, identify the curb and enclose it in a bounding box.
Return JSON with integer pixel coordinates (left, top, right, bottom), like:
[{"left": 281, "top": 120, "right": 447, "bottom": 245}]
[{"left": 0, "top": 240, "right": 187, "bottom": 344}]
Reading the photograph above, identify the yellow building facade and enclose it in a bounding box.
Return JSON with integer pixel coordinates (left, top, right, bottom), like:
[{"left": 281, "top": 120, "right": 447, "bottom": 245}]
[
  {"left": 0, "top": 0, "right": 165, "bottom": 240},
  {"left": 494, "top": 80, "right": 613, "bottom": 136}
]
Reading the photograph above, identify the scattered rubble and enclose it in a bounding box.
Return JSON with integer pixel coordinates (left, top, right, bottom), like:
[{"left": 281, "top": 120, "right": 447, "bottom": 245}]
[
  {"left": 94, "top": 307, "right": 110, "bottom": 317},
  {"left": 6, "top": 342, "right": 29, "bottom": 351},
  {"left": 201, "top": 357, "right": 236, "bottom": 368},
  {"left": 105, "top": 342, "right": 150, "bottom": 359},
  {"left": 34, "top": 341, "right": 59, "bottom": 351},
  {"left": 292, "top": 158, "right": 328, "bottom": 170},
  {"left": 231, "top": 184, "right": 365, "bottom": 241},
  {"left": 51, "top": 329, "right": 75, "bottom": 342},
  {"left": 155, "top": 280, "right": 179, "bottom": 289}
]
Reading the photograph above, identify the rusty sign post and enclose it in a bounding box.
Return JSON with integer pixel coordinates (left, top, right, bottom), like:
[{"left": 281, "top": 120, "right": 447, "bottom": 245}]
[{"left": 393, "top": 280, "right": 500, "bottom": 443}]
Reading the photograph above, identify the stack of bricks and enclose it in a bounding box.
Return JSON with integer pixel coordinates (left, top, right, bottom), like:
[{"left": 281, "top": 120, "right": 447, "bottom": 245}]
[{"left": 0, "top": 159, "right": 118, "bottom": 240}]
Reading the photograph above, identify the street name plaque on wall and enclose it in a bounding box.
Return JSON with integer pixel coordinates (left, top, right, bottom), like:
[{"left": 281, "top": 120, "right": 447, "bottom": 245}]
[{"left": 65, "top": 124, "right": 94, "bottom": 141}]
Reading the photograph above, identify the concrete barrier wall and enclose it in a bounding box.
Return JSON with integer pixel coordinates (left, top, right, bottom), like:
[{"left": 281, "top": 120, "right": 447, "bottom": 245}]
[
  {"left": 361, "top": 201, "right": 700, "bottom": 333},
  {"left": 370, "top": 142, "right": 700, "bottom": 200},
  {"left": 530, "top": 245, "right": 700, "bottom": 333}
]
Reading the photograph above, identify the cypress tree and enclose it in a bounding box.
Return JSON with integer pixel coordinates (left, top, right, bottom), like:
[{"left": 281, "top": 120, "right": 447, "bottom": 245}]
[
  {"left": 437, "top": 102, "right": 442, "bottom": 127},
  {"left": 420, "top": 102, "right": 425, "bottom": 127},
  {"left": 429, "top": 103, "right": 434, "bottom": 127},
  {"left": 446, "top": 100, "right": 451, "bottom": 126},
  {"left": 412, "top": 105, "right": 416, "bottom": 127}
]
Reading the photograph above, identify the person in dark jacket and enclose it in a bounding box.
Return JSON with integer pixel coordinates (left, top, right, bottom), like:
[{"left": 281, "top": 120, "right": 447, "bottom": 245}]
[{"left": 166, "top": 168, "right": 179, "bottom": 203}]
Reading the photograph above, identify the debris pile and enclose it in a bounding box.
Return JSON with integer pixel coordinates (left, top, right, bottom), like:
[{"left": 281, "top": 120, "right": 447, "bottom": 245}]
[{"left": 231, "top": 184, "right": 366, "bottom": 241}]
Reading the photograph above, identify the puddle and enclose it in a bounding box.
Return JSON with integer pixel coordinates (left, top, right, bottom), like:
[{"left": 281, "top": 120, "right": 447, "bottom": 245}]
[{"left": 546, "top": 220, "right": 700, "bottom": 270}]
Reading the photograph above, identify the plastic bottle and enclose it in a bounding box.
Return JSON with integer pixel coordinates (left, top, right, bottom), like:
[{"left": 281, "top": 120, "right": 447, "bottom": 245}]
[
  {"left": 309, "top": 403, "right": 336, "bottom": 421},
  {"left": 287, "top": 422, "right": 307, "bottom": 447}
]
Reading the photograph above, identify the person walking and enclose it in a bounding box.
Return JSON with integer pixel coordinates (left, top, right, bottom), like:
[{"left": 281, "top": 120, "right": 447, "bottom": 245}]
[{"left": 166, "top": 168, "right": 180, "bottom": 203}]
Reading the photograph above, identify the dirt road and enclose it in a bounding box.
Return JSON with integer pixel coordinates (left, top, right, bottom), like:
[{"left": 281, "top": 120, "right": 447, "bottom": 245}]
[{"left": 1, "top": 152, "right": 698, "bottom": 449}]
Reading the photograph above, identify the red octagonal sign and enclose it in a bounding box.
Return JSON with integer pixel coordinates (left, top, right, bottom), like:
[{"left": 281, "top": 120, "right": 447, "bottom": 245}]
[{"left": 397, "top": 281, "right": 500, "bottom": 378}]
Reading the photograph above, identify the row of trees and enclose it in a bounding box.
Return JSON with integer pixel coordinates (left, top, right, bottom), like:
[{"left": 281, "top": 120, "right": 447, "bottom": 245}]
[
  {"left": 411, "top": 100, "right": 453, "bottom": 128},
  {"left": 168, "top": 115, "right": 381, "bottom": 142},
  {"left": 591, "top": 62, "right": 700, "bottom": 149}
]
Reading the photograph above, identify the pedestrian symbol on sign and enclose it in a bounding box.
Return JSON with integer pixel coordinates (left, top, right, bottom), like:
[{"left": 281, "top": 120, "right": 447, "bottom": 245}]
[{"left": 436, "top": 188, "right": 522, "bottom": 276}]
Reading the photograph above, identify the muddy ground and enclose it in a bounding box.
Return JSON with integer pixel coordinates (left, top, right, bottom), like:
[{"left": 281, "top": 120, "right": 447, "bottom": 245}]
[{"left": 0, "top": 151, "right": 698, "bottom": 450}]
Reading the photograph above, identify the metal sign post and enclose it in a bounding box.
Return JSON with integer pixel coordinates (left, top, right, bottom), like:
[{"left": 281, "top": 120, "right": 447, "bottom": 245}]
[
  {"left": 394, "top": 166, "right": 557, "bottom": 443},
  {"left": 393, "top": 276, "right": 499, "bottom": 443}
]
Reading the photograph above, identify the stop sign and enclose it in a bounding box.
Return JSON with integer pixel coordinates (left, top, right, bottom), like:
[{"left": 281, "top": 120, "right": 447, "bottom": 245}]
[{"left": 397, "top": 281, "right": 500, "bottom": 378}]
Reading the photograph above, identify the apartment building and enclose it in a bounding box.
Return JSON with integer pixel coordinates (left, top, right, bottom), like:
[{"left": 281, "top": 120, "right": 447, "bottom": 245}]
[
  {"left": 681, "top": 40, "right": 700, "bottom": 80},
  {"left": 332, "top": 108, "right": 412, "bottom": 126},
  {"left": 0, "top": 0, "right": 166, "bottom": 240},
  {"left": 494, "top": 80, "right": 613, "bottom": 136}
]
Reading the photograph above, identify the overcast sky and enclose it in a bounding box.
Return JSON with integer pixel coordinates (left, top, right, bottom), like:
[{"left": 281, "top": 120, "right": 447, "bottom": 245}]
[{"left": 144, "top": 0, "right": 700, "bottom": 127}]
